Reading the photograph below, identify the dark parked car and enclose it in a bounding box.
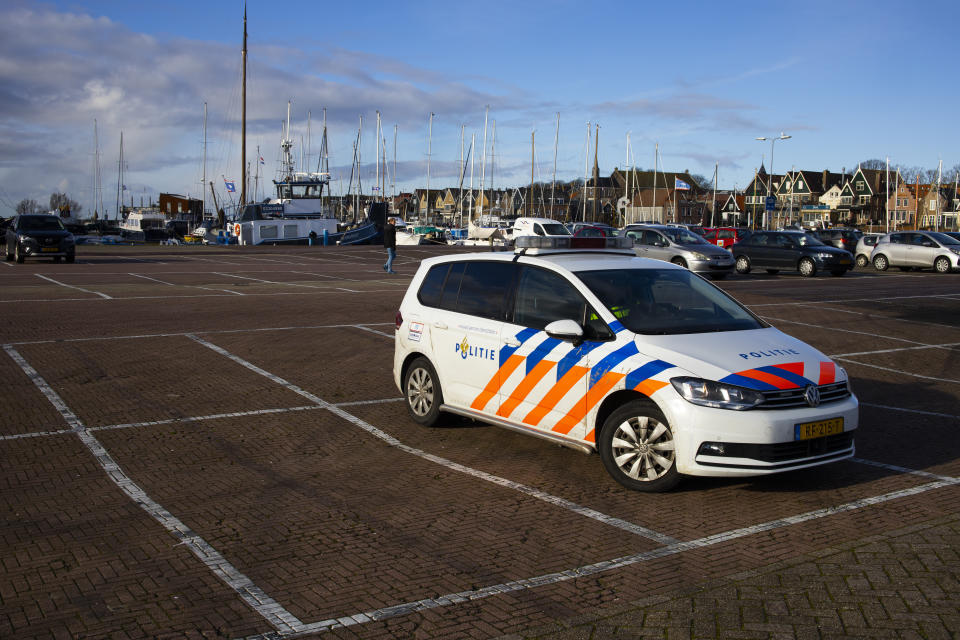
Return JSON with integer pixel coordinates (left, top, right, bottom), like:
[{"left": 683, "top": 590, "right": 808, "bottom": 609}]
[
  {"left": 815, "top": 228, "right": 863, "bottom": 254},
  {"left": 5, "top": 214, "right": 76, "bottom": 263},
  {"left": 731, "top": 230, "right": 852, "bottom": 277}
]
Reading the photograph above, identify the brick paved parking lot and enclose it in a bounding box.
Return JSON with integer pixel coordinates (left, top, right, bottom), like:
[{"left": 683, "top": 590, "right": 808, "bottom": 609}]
[{"left": 1, "top": 244, "right": 958, "bottom": 639}]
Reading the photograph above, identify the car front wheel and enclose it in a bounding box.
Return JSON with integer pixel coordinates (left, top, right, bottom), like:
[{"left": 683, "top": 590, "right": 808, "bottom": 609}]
[
  {"left": 799, "top": 257, "right": 817, "bottom": 277},
  {"left": 934, "top": 257, "right": 951, "bottom": 273},
  {"left": 403, "top": 356, "right": 443, "bottom": 427},
  {"left": 873, "top": 254, "right": 889, "bottom": 271},
  {"left": 599, "top": 400, "right": 680, "bottom": 492},
  {"left": 735, "top": 256, "right": 751, "bottom": 274}
]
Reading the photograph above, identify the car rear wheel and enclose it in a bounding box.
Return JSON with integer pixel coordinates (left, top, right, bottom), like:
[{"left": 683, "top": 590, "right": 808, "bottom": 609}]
[
  {"left": 799, "top": 257, "right": 817, "bottom": 277},
  {"left": 403, "top": 356, "right": 443, "bottom": 427},
  {"left": 934, "top": 256, "right": 951, "bottom": 273},
  {"left": 872, "top": 254, "right": 889, "bottom": 271},
  {"left": 735, "top": 256, "right": 751, "bottom": 274},
  {"left": 671, "top": 257, "right": 687, "bottom": 269},
  {"left": 856, "top": 254, "right": 869, "bottom": 267},
  {"left": 599, "top": 400, "right": 679, "bottom": 492}
]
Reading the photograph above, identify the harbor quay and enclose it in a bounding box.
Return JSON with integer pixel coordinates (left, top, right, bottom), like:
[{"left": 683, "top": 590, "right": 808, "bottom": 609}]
[{"left": 1, "top": 243, "right": 958, "bottom": 639}]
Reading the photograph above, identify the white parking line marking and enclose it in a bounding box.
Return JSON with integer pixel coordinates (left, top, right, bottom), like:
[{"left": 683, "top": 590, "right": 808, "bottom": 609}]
[
  {"left": 834, "top": 357, "right": 960, "bottom": 384},
  {"left": 35, "top": 274, "right": 112, "bottom": 298},
  {"left": 88, "top": 405, "right": 325, "bottom": 433},
  {"left": 859, "top": 402, "right": 960, "bottom": 420},
  {"left": 0, "top": 427, "right": 75, "bottom": 440},
  {"left": 0, "top": 289, "right": 404, "bottom": 304},
  {"left": 129, "top": 272, "right": 176, "bottom": 285},
  {"left": 187, "top": 334, "right": 679, "bottom": 545},
  {"left": 830, "top": 342, "right": 960, "bottom": 358},
  {"left": 747, "top": 292, "right": 960, "bottom": 307},
  {"left": 852, "top": 458, "right": 958, "bottom": 483},
  {"left": 239, "top": 477, "right": 960, "bottom": 639},
  {"left": 333, "top": 398, "right": 404, "bottom": 408},
  {"left": 351, "top": 325, "right": 394, "bottom": 338},
  {"left": 2, "top": 344, "right": 306, "bottom": 636},
  {"left": 760, "top": 315, "right": 955, "bottom": 350}
]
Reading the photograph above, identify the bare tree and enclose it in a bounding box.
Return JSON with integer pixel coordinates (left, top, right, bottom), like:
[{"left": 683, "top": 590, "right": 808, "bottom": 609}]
[
  {"left": 15, "top": 199, "right": 40, "bottom": 215},
  {"left": 48, "top": 192, "right": 82, "bottom": 215}
]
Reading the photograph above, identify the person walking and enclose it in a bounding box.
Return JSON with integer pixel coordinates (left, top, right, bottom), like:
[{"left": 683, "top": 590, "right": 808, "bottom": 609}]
[{"left": 383, "top": 217, "right": 397, "bottom": 274}]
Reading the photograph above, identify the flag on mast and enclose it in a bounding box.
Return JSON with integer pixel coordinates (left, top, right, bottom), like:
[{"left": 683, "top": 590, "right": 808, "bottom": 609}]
[
  {"left": 224, "top": 179, "right": 236, "bottom": 193},
  {"left": 674, "top": 177, "right": 691, "bottom": 190}
]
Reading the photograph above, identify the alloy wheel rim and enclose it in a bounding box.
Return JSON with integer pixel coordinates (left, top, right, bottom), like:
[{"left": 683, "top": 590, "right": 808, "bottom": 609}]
[
  {"left": 611, "top": 416, "right": 675, "bottom": 481},
  {"left": 407, "top": 368, "right": 434, "bottom": 416}
]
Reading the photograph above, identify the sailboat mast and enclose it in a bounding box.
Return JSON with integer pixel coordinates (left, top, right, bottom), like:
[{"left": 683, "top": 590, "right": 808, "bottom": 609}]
[
  {"left": 240, "top": 5, "right": 247, "bottom": 209},
  {"left": 582, "top": 123, "right": 590, "bottom": 222},
  {"left": 529, "top": 130, "right": 534, "bottom": 216},
  {"left": 479, "top": 106, "right": 489, "bottom": 220},
  {"left": 392, "top": 124, "right": 398, "bottom": 203},
  {"left": 375, "top": 111, "right": 381, "bottom": 202},
  {"left": 426, "top": 112, "right": 434, "bottom": 223},
  {"left": 116, "top": 131, "right": 123, "bottom": 219},
  {"left": 202, "top": 103, "right": 207, "bottom": 219},
  {"left": 551, "top": 112, "right": 559, "bottom": 219},
  {"left": 469, "top": 133, "right": 475, "bottom": 224},
  {"left": 459, "top": 124, "right": 464, "bottom": 220},
  {"left": 652, "top": 142, "right": 658, "bottom": 224}
]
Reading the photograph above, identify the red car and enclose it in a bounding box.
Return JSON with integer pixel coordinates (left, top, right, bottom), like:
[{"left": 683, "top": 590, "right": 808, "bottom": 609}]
[{"left": 702, "top": 227, "right": 749, "bottom": 249}]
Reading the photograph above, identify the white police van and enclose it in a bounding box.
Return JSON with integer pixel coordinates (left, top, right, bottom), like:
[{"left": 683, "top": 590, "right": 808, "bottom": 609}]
[{"left": 393, "top": 235, "right": 858, "bottom": 491}]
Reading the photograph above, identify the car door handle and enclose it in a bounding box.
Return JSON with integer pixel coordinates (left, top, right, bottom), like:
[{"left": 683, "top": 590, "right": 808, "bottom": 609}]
[
  {"left": 504, "top": 337, "right": 521, "bottom": 347},
  {"left": 433, "top": 321, "right": 448, "bottom": 329}
]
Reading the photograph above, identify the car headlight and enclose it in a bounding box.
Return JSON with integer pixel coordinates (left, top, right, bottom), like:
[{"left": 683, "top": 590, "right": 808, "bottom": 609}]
[
  {"left": 670, "top": 377, "right": 765, "bottom": 410},
  {"left": 815, "top": 252, "right": 835, "bottom": 259},
  {"left": 690, "top": 252, "right": 708, "bottom": 260},
  {"left": 950, "top": 247, "right": 960, "bottom": 255},
  {"left": 836, "top": 365, "right": 853, "bottom": 393}
]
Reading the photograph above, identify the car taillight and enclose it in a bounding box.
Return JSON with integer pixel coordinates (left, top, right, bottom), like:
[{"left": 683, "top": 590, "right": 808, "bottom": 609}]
[{"left": 395, "top": 311, "right": 403, "bottom": 330}]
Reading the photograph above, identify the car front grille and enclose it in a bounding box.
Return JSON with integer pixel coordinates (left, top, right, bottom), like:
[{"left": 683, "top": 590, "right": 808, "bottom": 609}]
[{"left": 758, "top": 381, "right": 850, "bottom": 409}]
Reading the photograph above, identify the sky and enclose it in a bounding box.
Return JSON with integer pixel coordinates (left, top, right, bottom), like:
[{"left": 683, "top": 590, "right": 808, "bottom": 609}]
[{"left": 1, "top": 0, "right": 958, "bottom": 217}]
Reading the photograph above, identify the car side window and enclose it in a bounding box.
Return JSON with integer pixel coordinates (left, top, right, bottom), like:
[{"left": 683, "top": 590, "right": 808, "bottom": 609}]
[
  {"left": 513, "top": 266, "right": 612, "bottom": 340},
  {"left": 438, "top": 262, "right": 465, "bottom": 310},
  {"left": 417, "top": 264, "right": 449, "bottom": 308},
  {"left": 750, "top": 233, "right": 768, "bottom": 246},
  {"left": 889, "top": 234, "right": 904, "bottom": 244},
  {"left": 455, "top": 262, "right": 516, "bottom": 320}
]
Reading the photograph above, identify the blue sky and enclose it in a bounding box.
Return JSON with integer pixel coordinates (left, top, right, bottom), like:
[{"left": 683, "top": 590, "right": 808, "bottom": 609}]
[{"left": 1, "top": 0, "right": 958, "bottom": 216}]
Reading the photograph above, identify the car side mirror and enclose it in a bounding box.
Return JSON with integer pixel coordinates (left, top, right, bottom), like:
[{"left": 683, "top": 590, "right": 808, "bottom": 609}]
[{"left": 545, "top": 319, "right": 584, "bottom": 344}]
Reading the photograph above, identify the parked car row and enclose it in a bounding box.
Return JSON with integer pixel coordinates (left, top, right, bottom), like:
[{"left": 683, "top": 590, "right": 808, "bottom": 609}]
[{"left": 567, "top": 221, "right": 959, "bottom": 276}]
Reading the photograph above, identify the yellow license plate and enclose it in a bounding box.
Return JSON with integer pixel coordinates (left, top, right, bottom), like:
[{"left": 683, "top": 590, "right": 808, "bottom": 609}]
[
  {"left": 41, "top": 247, "right": 58, "bottom": 252},
  {"left": 795, "top": 417, "right": 844, "bottom": 441}
]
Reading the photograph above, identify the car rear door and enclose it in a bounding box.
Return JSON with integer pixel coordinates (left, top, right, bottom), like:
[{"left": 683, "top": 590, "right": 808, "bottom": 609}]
[{"left": 429, "top": 260, "right": 516, "bottom": 414}]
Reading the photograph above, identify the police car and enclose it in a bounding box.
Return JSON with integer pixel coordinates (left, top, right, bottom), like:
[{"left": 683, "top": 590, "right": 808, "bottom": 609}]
[{"left": 393, "top": 235, "right": 858, "bottom": 492}]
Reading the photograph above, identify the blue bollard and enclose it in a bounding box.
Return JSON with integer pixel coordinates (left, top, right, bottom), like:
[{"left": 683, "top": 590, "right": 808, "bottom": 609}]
[{"left": 323, "top": 229, "right": 329, "bottom": 246}]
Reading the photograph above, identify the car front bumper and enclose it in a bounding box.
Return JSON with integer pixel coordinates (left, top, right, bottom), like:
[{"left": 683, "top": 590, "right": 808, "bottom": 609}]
[{"left": 659, "top": 390, "right": 859, "bottom": 478}]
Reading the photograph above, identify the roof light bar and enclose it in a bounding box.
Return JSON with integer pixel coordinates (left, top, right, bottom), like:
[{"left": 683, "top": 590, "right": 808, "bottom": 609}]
[{"left": 514, "top": 235, "right": 633, "bottom": 252}]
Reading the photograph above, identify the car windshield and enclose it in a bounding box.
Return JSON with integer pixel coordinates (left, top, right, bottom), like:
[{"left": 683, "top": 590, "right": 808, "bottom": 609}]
[
  {"left": 660, "top": 227, "right": 708, "bottom": 245},
  {"left": 929, "top": 232, "right": 960, "bottom": 246},
  {"left": 541, "top": 223, "right": 572, "bottom": 236},
  {"left": 20, "top": 216, "right": 65, "bottom": 231},
  {"left": 577, "top": 268, "right": 765, "bottom": 335}
]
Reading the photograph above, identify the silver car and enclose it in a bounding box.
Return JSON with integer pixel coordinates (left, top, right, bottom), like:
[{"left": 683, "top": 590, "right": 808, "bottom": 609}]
[
  {"left": 854, "top": 233, "right": 883, "bottom": 268},
  {"left": 623, "top": 224, "right": 734, "bottom": 280},
  {"left": 871, "top": 231, "right": 960, "bottom": 273}
]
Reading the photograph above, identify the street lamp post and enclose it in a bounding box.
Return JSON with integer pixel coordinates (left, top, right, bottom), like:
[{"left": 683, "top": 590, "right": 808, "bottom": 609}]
[{"left": 756, "top": 132, "right": 791, "bottom": 228}]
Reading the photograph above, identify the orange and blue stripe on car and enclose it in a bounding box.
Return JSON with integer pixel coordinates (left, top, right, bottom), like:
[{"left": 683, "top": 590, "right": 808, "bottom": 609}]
[
  {"left": 471, "top": 328, "right": 539, "bottom": 411},
  {"left": 721, "top": 362, "right": 833, "bottom": 391}
]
